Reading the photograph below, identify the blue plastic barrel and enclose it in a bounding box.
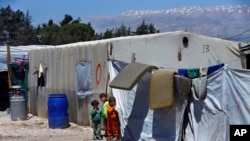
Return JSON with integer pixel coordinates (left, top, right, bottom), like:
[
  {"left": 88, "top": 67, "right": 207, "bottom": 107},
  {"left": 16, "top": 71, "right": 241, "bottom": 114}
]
[{"left": 48, "top": 94, "right": 69, "bottom": 128}]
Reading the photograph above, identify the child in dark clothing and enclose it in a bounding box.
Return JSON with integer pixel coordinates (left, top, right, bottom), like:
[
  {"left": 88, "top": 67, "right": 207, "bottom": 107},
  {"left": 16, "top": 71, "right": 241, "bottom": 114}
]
[{"left": 90, "top": 100, "right": 103, "bottom": 140}]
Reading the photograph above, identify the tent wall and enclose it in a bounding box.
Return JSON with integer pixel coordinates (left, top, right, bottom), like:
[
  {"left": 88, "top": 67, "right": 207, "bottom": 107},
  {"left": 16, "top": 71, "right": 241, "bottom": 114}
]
[
  {"left": 28, "top": 31, "right": 244, "bottom": 126},
  {"left": 28, "top": 42, "right": 109, "bottom": 125}
]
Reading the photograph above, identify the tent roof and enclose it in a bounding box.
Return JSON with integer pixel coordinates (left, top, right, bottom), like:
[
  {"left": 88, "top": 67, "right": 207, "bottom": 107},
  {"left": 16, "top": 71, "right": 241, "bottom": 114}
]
[{"left": 0, "top": 45, "right": 52, "bottom": 72}]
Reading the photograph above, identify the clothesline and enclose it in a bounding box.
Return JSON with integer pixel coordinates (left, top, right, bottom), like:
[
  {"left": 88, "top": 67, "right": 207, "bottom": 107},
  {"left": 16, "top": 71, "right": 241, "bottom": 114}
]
[
  {"left": 178, "top": 63, "right": 224, "bottom": 79},
  {"left": 159, "top": 63, "right": 225, "bottom": 79},
  {"left": 158, "top": 58, "right": 240, "bottom": 71}
]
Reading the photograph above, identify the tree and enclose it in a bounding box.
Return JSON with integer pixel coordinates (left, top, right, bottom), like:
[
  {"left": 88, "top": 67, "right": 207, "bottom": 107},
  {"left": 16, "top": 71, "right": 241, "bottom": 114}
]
[
  {"left": 99, "top": 23, "right": 131, "bottom": 40},
  {"left": 135, "top": 20, "right": 159, "bottom": 35},
  {"left": 14, "top": 11, "right": 38, "bottom": 45},
  {"left": 39, "top": 23, "right": 60, "bottom": 45},
  {"left": 102, "top": 28, "right": 114, "bottom": 39},
  {"left": 0, "top": 6, "right": 38, "bottom": 45},
  {"left": 48, "top": 19, "right": 54, "bottom": 26},
  {"left": 60, "top": 14, "right": 73, "bottom": 26},
  {"left": 71, "top": 17, "right": 81, "bottom": 24},
  {"left": 0, "top": 6, "right": 161, "bottom": 45},
  {"left": 59, "top": 22, "right": 95, "bottom": 44},
  {"left": 99, "top": 20, "right": 159, "bottom": 40},
  {"left": 114, "top": 23, "right": 130, "bottom": 37},
  {"left": 38, "top": 15, "right": 95, "bottom": 45}
]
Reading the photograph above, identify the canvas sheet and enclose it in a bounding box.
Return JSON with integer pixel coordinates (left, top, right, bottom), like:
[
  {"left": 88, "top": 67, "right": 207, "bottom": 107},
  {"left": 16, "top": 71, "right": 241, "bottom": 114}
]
[
  {"left": 109, "top": 60, "right": 188, "bottom": 141},
  {"left": 184, "top": 66, "right": 250, "bottom": 141}
]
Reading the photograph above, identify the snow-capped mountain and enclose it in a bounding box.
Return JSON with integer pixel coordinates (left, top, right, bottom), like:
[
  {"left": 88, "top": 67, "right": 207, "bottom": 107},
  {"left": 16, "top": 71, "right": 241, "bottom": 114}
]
[{"left": 83, "top": 5, "right": 250, "bottom": 42}]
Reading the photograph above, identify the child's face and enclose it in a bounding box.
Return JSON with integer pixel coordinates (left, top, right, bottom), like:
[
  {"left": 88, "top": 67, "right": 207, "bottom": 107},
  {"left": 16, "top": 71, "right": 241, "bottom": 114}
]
[
  {"left": 109, "top": 100, "right": 115, "bottom": 107},
  {"left": 100, "top": 96, "right": 107, "bottom": 102},
  {"left": 93, "top": 104, "right": 98, "bottom": 108}
]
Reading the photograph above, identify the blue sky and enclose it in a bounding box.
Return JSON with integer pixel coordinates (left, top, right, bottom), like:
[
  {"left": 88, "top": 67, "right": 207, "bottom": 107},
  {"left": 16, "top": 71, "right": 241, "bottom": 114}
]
[{"left": 1, "top": 0, "right": 250, "bottom": 25}]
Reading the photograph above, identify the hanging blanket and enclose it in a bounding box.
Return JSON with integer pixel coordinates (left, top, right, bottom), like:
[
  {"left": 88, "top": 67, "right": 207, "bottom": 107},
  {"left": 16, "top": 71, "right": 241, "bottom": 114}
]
[{"left": 150, "top": 70, "right": 177, "bottom": 109}]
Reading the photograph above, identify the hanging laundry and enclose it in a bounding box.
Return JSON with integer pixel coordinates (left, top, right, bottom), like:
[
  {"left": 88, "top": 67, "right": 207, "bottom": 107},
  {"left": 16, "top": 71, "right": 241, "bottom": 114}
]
[
  {"left": 200, "top": 67, "right": 208, "bottom": 77},
  {"left": 191, "top": 76, "right": 207, "bottom": 100},
  {"left": 179, "top": 76, "right": 192, "bottom": 97},
  {"left": 38, "top": 63, "right": 43, "bottom": 78},
  {"left": 178, "top": 68, "right": 188, "bottom": 77},
  {"left": 76, "top": 61, "right": 93, "bottom": 98},
  {"left": 207, "top": 64, "right": 224, "bottom": 75},
  {"left": 149, "top": 69, "right": 177, "bottom": 109},
  {"left": 37, "top": 74, "right": 45, "bottom": 87},
  {"left": 187, "top": 68, "right": 200, "bottom": 79},
  {"left": 37, "top": 63, "right": 45, "bottom": 87}
]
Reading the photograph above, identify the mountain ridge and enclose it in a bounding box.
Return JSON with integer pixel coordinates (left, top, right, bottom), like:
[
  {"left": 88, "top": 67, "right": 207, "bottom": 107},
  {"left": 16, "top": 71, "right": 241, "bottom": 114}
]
[{"left": 83, "top": 5, "right": 250, "bottom": 42}]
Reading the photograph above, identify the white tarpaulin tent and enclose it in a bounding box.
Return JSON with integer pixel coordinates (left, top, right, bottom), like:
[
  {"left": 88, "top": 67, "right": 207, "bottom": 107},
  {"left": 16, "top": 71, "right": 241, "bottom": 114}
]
[
  {"left": 108, "top": 31, "right": 245, "bottom": 69},
  {"left": 109, "top": 60, "right": 250, "bottom": 141},
  {"left": 108, "top": 60, "right": 189, "bottom": 141}
]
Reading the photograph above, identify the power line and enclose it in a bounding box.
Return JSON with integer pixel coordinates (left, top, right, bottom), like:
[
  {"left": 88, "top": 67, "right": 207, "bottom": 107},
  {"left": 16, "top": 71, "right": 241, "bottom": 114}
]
[{"left": 224, "top": 29, "right": 250, "bottom": 40}]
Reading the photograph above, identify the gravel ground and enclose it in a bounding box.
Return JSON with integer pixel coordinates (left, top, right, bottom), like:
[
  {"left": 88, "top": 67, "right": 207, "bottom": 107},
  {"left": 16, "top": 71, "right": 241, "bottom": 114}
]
[{"left": 0, "top": 109, "right": 96, "bottom": 141}]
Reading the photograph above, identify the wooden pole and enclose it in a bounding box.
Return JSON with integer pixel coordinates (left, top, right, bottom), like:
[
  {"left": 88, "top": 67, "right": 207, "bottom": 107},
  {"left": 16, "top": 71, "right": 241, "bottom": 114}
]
[{"left": 7, "top": 44, "right": 12, "bottom": 89}]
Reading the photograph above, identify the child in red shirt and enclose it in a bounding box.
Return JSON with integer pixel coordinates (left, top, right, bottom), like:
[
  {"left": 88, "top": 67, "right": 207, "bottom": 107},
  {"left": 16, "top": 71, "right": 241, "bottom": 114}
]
[{"left": 106, "top": 96, "right": 120, "bottom": 140}]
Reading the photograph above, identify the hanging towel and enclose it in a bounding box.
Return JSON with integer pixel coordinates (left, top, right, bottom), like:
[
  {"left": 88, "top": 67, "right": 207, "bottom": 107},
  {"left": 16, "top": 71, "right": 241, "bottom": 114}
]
[
  {"left": 187, "top": 68, "right": 200, "bottom": 79},
  {"left": 37, "top": 63, "right": 45, "bottom": 87},
  {"left": 149, "top": 69, "right": 177, "bottom": 109},
  {"left": 178, "top": 68, "right": 188, "bottom": 77},
  {"left": 191, "top": 76, "right": 207, "bottom": 100},
  {"left": 200, "top": 67, "right": 208, "bottom": 77},
  {"left": 38, "top": 63, "right": 43, "bottom": 78},
  {"left": 208, "top": 64, "right": 224, "bottom": 75},
  {"left": 179, "top": 76, "right": 192, "bottom": 97}
]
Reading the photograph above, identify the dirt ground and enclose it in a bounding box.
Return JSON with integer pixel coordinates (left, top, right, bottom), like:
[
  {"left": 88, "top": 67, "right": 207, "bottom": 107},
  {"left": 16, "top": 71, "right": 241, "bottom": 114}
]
[{"left": 0, "top": 109, "right": 97, "bottom": 141}]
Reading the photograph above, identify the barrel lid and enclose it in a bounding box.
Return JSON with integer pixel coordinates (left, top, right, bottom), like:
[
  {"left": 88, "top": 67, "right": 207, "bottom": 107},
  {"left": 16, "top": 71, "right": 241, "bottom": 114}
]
[
  {"left": 49, "top": 94, "right": 67, "bottom": 98},
  {"left": 12, "top": 85, "right": 21, "bottom": 89}
]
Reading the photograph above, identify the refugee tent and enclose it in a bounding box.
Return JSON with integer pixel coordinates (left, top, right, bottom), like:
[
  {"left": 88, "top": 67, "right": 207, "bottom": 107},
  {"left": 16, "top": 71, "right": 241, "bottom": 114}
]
[
  {"left": 109, "top": 60, "right": 250, "bottom": 141},
  {"left": 27, "top": 31, "right": 247, "bottom": 129}
]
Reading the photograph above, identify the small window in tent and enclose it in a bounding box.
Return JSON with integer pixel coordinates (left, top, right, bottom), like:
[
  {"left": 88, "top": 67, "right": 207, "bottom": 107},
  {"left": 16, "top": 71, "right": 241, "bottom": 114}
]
[{"left": 183, "top": 37, "right": 188, "bottom": 48}]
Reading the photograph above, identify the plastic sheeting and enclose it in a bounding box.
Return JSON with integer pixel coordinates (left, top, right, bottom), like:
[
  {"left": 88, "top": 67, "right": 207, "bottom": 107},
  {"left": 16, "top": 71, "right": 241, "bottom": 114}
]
[
  {"left": 184, "top": 66, "right": 250, "bottom": 141},
  {"left": 0, "top": 45, "right": 51, "bottom": 72},
  {"left": 109, "top": 60, "right": 250, "bottom": 141},
  {"left": 109, "top": 60, "right": 189, "bottom": 141}
]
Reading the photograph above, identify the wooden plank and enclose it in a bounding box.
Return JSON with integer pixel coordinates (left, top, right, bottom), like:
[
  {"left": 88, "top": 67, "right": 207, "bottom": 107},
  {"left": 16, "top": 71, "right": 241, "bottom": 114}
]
[{"left": 7, "top": 44, "right": 12, "bottom": 89}]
